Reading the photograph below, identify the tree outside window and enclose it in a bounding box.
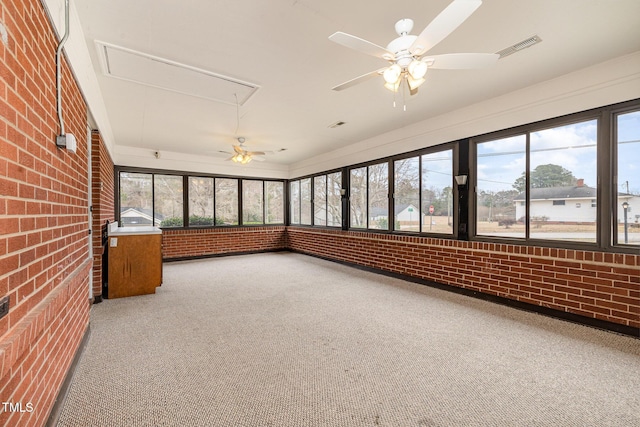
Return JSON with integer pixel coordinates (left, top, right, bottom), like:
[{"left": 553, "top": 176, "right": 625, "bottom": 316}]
[
  {"left": 215, "top": 178, "right": 239, "bottom": 225},
  {"left": 119, "top": 172, "right": 153, "bottom": 227},
  {"left": 188, "top": 177, "right": 215, "bottom": 226},
  {"left": 155, "top": 175, "right": 183, "bottom": 227},
  {"left": 242, "top": 180, "right": 264, "bottom": 224},
  {"left": 476, "top": 119, "right": 598, "bottom": 242}
]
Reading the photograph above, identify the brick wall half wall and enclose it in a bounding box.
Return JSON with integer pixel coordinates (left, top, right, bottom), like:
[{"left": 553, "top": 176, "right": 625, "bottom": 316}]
[{"left": 162, "top": 226, "right": 287, "bottom": 260}]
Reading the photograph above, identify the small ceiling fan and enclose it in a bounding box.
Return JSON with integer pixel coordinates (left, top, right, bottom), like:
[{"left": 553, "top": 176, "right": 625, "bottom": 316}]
[
  {"left": 329, "top": 0, "right": 498, "bottom": 95},
  {"left": 221, "top": 137, "right": 266, "bottom": 164}
]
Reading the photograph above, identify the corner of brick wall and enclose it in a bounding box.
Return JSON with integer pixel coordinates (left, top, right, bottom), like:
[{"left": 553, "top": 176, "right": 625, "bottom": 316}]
[{"left": 91, "top": 131, "right": 115, "bottom": 299}]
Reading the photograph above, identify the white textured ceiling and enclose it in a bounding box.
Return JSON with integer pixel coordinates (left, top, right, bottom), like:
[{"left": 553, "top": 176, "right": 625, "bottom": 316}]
[{"left": 73, "top": 0, "right": 640, "bottom": 168}]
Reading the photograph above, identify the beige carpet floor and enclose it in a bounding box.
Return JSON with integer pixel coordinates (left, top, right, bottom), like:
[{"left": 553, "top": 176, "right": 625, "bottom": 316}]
[{"left": 56, "top": 252, "right": 640, "bottom": 426}]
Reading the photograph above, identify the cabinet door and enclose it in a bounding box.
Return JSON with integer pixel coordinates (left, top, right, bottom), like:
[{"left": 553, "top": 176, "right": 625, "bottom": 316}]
[{"left": 108, "top": 234, "right": 162, "bottom": 298}]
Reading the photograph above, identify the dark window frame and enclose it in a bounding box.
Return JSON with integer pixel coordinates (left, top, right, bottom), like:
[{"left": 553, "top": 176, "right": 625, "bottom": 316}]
[
  {"left": 612, "top": 104, "right": 640, "bottom": 248},
  {"left": 343, "top": 144, "right": 458, "bottom": 235},
  {"left": 289, "top": 168, "right": 344, "bottom": 229},
  {"left": 470, "top": 99, "right": 639, "bottom": 252},
  {"left": 115, "top": 166, "right": 286, "bottom": 230}
]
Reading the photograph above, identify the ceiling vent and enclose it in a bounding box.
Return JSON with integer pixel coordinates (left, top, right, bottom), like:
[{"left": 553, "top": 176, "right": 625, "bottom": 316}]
[
  {"left": 496, "top": 35, "right": 542, "bottom": 59},
  {"left": 95, "top": 41, "right": 259, "bottom": 106}
]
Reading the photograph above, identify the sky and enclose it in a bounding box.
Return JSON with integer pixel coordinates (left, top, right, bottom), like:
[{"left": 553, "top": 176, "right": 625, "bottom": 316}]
[{"left": 476, "top": 111, "right": 640, "bottom": 195}]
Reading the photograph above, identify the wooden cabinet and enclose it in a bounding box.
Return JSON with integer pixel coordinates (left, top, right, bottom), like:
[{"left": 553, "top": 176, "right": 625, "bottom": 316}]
[{"left": 107, "top": 230, "right": 162, "bottom": 299}]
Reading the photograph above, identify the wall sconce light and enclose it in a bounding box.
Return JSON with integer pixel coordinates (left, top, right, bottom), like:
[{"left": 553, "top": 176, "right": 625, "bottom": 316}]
[{"left": 455, "top": 175, "right": 468, "bottom": 186}]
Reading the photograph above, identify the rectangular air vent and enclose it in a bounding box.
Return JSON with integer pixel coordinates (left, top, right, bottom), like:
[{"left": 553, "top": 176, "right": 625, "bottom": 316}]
[
  {"left": 496, "top": 35, "right": 542, "bottom": 59},
  {"left": 95, "top": 41, "right": 259, "bottom": 106}
]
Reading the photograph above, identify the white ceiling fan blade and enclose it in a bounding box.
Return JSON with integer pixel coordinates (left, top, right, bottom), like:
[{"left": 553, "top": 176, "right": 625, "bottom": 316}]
[
  {"left": 410, "top": 0, "right": 482, "bottom": 56},
  {"left": 251, "top": 156, "right": 266, "bottom": 162},
  {"left": 332, "top": 68, "right": 387, "bottom": 91},
  {"left": 246, "top": 151, "right": 266, "bottom": 156},
  {"left": 329, "top": 32, "right": 394, "bottom": 60},
  {"left": 424, "top": 53, "right": 498, "bottom": 69}
]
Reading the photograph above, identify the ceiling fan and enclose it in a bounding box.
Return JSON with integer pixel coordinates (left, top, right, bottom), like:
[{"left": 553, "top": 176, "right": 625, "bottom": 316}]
[
  {"left": 222, "top": 137, "right": 266, "bottom": 164},
  {"left": 329, "top": 0, "right": 498, "bottom": 96}
]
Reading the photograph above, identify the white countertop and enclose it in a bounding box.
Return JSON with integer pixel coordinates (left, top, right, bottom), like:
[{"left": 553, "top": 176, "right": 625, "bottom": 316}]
[{"left": 108, "top": 226, "right": 162, "bottom": 236}]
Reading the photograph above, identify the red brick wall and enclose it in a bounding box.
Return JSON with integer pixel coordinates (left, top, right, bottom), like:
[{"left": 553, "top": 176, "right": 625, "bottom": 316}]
[
  {"left": 90, "top": 131, "right": 114, "bottom": 299},
  {"left": 162, "top": 226, "right": 287, "bottom": 260},
  {"left": 286, "top": 227, "right": 640, "bottom": 329},
  {"left": 0, "top": 0, "right": 91, "bottom": 425}
]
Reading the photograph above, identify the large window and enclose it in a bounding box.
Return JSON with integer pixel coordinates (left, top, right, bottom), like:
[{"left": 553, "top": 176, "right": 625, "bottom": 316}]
[
  {"left": 242, "top": 180, "right": 264, "bottom": 224},
  {"left": 119, "top": 172, "right": 153, "bottom": 226},
  {"left": 314, "top": 175, "right": 327, "bottom": 226},
  {"left": 616, "top": 109, "right": 640, "bottom": 246},
  {"left": 290, "top": 181, "right": 300, "bottom": 224},
  {"left": 154, "top": 175, "right": 184, "bottom": 228},
  {"left": 300, "top": 178, "right": 312, "bottom": 225},
  {"left": 394, "top": 157, "right": 420, "bottom": 232},
  {"left": 327, "top": 172, "right": 342, "bottom": 227},
  {"left": 530, "top": 120, "right": 597, "bottom": 242},
  {"left": 311, "top": 172, "right": 342, "bottom": 227},
  {"left": 421, "top": 151, "right": 454, "bottom": 234},
  {"left": 368, "top": 163, "right": 389, "bottom": 230},
  {"left": 215, "top": 178, "right": 239, "bottom": 225},
  {"left": 476, "top": 118, "right": 598, "bottom": 243},
  {"left": 117, "top": 170, "right": 284, "bottom": 228},
  {"left": 349, "top": 162, "right": 389, "bottom": 230},
  {"left": 476, "top": 135, "right": 526, "bottom": 238},
  {"left": 265, "top": 181, "right": 284, "bottom": 224},
  {"left": 189, "top": 177, "right": 214, "bottom": 226},
  {"left": 349, "top": 167, "right": 367, "bottom": 228},
  {"left": 348, "top": 163, "right": 390, "bottom": 230},
  {"left": 393, "top": 150, "right": 454, "bottom": 234}
]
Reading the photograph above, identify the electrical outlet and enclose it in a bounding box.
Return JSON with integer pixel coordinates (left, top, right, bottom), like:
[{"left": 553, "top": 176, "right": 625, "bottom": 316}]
[{"left": 0, "top": 295, "right": 9, "bottom": 320}]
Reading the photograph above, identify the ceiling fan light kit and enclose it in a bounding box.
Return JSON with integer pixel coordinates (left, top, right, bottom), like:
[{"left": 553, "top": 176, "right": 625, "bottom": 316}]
[
  {"left": 408, "top": 60, "right": 428, "bottom": 80},
  {"left": 231, "top": 153, "right": 252, "bottom": 164},
  {"left": 226, "top": 137, "right": 266, "bottom": 164},
  {"left": 407, "top": 75, "right": 425, "bottom": 91},
  {"left": 329, "top": 0, "right": 499, "bottom": 106},
  {"left": 383, "top": 64, "right": 402, "bottom": 84}
]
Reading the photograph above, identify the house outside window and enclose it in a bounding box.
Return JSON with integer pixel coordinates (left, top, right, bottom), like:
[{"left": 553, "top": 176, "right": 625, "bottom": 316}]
[{"left": 476, "top": 118, "right": 597, "bottom": 242}]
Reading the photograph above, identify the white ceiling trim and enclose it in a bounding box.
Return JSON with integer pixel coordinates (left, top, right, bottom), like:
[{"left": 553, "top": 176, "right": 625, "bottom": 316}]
[{"left": 114, "top": 145, "right": 290, "bottom": 179}]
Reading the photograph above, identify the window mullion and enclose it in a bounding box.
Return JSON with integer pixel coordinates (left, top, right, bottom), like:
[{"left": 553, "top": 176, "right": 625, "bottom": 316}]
[{"left": 525, "top": 133, "right": 530, "bottom": 240}]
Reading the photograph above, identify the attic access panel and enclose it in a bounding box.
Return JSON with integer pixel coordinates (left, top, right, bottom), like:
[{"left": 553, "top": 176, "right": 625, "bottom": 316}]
[{"left": 95, "top": 41, "right": 259, "bottom": 106}]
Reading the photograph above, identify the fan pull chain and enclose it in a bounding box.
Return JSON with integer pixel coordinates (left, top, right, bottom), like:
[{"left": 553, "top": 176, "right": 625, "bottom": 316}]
[{"left": 402, "top": 76, "right": 407, "bottom": 111}]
